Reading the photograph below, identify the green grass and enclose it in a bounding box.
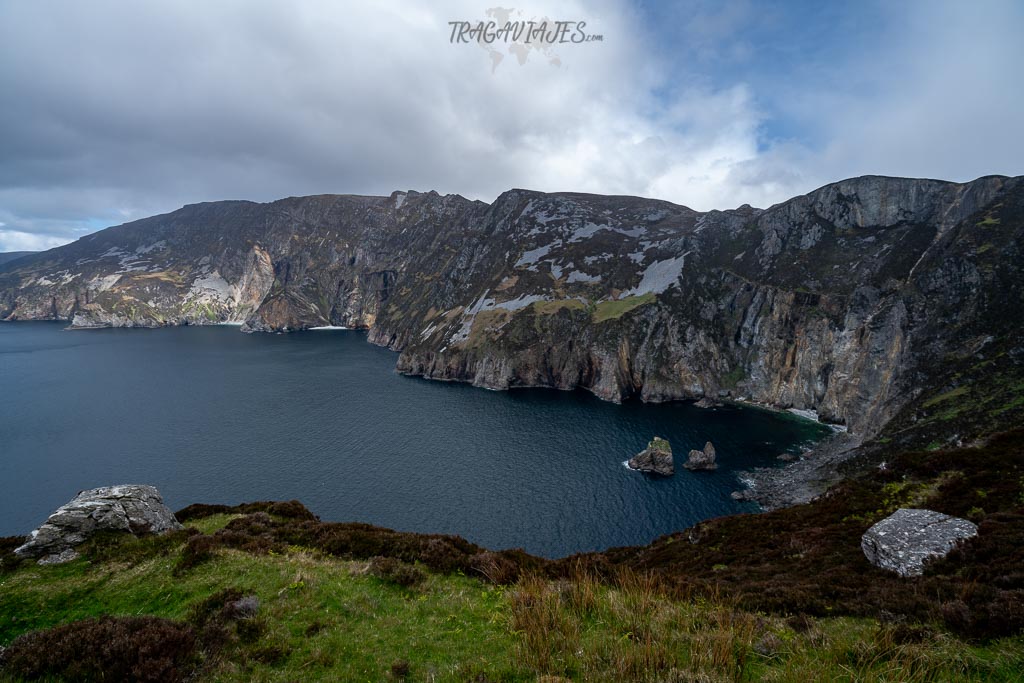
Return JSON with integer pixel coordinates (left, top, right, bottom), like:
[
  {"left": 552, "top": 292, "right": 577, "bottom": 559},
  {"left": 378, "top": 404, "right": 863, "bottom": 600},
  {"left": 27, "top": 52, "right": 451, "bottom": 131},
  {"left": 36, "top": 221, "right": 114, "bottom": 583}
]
[
  {"left": 1, "top": 544, "right": 519, "bottom": 681},
  {"left": 3, "top": 521, "right": 1022, "bottom": 682},
  {"left": 648, "top": 436, "right": 671, "bottom": 453},
  {"left": 976, "top": 216, "right": 1001, "bottom": 227},
  {"left": 188, "top": 513, "right": 244, "bottom": 534},
  {"left": 591, "top": 292, "right": 656, "bottom": 323}
]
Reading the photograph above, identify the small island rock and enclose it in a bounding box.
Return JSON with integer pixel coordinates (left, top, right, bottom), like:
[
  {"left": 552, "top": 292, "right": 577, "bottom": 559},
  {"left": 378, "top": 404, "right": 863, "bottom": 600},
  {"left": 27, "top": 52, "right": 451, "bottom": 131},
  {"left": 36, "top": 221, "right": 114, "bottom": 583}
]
[
  {"left": 684, "top": 441, "right": 718, "bottom": 471},
  {"left": 861, "top": 508, "right": 978, "bottom": 577},
  {"left": 627, "top": 437, "right": 674, "bottom": 476},
  {"left": 15, "top": 484, "right": 183, "bottom": 565}
]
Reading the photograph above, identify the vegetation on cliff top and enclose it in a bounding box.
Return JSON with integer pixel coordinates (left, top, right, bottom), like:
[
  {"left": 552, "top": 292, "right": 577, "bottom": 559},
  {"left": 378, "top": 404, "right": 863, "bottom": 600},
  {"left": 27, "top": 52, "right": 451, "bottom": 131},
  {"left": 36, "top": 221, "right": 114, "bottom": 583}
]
[
  {"left": 2, "top": 521, "right": 1021, "bottom": 681},
  {"left": 649, "top": 436, "right": 672, "bottom": 453}
]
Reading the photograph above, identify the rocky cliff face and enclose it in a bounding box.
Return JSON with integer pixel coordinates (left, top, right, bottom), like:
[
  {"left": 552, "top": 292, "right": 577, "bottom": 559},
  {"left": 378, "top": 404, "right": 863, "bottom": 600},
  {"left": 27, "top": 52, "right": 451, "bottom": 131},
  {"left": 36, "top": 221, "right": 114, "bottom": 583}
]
[{"left": 3, "top": 176, "right": 1022, "bottom": 444}]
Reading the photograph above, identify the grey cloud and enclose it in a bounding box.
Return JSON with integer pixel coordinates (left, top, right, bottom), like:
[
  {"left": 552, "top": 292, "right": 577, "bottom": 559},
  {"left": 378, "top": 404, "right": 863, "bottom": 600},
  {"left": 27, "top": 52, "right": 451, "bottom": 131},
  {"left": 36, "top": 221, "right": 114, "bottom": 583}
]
[{"left": 0, "top": 0, "right": 1021, "bottom": 251}]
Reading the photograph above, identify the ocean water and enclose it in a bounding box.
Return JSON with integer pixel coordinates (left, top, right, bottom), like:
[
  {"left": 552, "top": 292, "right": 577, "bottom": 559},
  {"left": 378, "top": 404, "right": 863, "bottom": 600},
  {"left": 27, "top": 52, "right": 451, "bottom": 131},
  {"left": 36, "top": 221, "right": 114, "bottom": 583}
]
[{"left": 0, "top": 322, "right": 829, "bottom": 557}]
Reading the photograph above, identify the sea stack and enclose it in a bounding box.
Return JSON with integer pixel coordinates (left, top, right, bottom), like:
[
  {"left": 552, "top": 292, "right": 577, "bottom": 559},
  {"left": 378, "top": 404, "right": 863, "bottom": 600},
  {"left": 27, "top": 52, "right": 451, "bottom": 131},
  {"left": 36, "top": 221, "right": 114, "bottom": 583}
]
[
  {"left": 684, "top": 442, "right": 718, "bottom": 471},
  {"left": 627, "top": 437, "right": 674, "bottom": 476}
]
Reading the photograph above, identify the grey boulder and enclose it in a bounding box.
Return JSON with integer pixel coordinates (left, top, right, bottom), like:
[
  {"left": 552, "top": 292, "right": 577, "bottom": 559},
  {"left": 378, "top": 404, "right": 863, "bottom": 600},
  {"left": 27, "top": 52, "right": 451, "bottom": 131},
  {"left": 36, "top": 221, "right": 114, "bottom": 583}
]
[
  {"left": 861, "top": 508, "right": 978, "bottom": 577},
  {"left": 15, "top": 485, "right": 183, "bottom": 565}
]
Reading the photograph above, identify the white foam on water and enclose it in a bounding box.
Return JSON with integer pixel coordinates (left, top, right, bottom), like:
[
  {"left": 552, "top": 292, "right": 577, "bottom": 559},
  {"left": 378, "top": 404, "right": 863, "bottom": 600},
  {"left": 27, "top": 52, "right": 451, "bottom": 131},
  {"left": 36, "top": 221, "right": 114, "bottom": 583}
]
[{"left": 787, "top": 407, "right": 849, "bottom": 432}]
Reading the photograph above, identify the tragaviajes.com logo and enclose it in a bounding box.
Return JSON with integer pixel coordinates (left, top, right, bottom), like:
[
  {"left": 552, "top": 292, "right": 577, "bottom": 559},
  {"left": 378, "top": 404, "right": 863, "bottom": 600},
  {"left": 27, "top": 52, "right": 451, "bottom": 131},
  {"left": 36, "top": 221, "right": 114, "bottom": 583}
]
[{"left": 448, "top": 7, "right": 602, "bottom": 73}]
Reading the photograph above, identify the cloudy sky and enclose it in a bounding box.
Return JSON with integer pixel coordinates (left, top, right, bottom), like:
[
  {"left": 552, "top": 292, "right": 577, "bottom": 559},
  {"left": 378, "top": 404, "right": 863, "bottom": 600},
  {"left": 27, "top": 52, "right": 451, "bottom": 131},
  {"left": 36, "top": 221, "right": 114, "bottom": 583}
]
[{"left": 1, "top": 0, "right": 1022, "bottom": 252}]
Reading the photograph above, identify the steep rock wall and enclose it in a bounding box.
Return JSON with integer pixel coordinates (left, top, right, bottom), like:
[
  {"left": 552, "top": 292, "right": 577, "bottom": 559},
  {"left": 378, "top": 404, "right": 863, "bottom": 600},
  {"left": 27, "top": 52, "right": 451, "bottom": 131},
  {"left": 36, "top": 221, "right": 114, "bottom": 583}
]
[{"left": 2, "top": 176, "right": 1021, "bottom": 444}]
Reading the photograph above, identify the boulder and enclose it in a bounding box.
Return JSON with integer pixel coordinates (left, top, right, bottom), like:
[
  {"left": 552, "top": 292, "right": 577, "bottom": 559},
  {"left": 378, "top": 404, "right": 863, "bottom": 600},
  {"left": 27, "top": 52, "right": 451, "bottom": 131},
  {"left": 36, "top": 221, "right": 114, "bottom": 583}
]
[
  {"left": 627, "top": 437, "right": 674, "bottom": 476},
  {"left": 861, "top": 508, "right": 978, "bottom": 577},
  {"left": 15, "top": 485, "right": 183, "bottom": 565},
  {"left": 694, "top": 397, "right": 722, "bottom": 409},
  {"left": 684, "top": 441, "right": 717, "bottom": 471}
]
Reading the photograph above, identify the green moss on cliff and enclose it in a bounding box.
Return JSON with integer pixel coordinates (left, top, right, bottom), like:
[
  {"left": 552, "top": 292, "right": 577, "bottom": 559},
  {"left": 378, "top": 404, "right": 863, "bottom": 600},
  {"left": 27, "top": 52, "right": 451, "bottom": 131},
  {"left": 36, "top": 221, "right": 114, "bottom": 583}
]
[
  {"left": 721, "top": 365, "right": 746, "bottom": 388},
  {"left": 591, "top": 293, "right": 655, "bottom": 323},
  {"left": 923, "top": 385, "right": 971, "bottom": 408}
]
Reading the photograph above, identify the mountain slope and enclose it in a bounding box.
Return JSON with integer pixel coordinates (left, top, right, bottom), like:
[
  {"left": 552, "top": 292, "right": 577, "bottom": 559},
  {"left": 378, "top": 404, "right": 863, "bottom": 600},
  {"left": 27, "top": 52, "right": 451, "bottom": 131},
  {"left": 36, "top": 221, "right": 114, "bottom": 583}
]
[
  {"left": 0, "top": 251, "right": 35, "bottom": 266},
  {"left": 2, "top": 176, "right": 1022, "bottom": 454}
]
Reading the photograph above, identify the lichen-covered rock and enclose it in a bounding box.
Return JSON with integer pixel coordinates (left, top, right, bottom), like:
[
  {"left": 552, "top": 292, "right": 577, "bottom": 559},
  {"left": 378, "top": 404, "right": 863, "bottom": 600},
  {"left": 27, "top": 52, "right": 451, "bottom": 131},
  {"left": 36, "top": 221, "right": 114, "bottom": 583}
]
[
  {"left": 627, "top": 437, "right": 674, "bottom": 476},
  {"left": 861, "top": 508, "right": 978, "bottom": 577},
  {"left": 15, "top": 485, "right": 182, "bottom": 564},
  {"left": 684, "top": 442, "right": 718, "bottom": 471}
]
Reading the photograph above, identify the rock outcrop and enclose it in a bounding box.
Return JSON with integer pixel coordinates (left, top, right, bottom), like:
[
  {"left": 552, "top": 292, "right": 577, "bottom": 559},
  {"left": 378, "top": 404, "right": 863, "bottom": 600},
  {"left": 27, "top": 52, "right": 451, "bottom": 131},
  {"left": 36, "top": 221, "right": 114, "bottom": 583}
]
[
  {"left": 627, "top": 437, "right": 674, "bottom": 475},
  {"left": 861, "top": 508, "right": 978, "bottom": 577},
  {"left": 684, "top": 442, "right": 718, "bottom": 471},
  {"left": 694, "top": 397, "right": 722, "bottom": 409},
  {"left": 15, "top": 485, "right": 183, "bottom": 564}
]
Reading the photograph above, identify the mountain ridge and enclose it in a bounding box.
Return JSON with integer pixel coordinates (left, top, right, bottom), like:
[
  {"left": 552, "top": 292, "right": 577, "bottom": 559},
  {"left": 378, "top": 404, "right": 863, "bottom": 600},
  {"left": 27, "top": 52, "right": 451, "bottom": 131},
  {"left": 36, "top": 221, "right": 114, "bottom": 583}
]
[{"left": 2, "top": 174, "right": 1022, "bottom": 505}]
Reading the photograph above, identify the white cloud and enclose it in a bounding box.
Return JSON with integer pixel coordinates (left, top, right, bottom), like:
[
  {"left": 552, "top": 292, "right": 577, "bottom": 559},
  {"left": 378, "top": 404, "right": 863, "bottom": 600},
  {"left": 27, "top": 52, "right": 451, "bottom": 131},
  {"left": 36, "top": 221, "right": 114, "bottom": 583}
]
[
  {"left": 0, "top": 230, "right": 70, "bottom": 252},
  {"left": 810, "top": 1, "right": 1024, "bottom": 183},
  {"left": 0, "top": 0, "right": 1021, "bottom": 252}
]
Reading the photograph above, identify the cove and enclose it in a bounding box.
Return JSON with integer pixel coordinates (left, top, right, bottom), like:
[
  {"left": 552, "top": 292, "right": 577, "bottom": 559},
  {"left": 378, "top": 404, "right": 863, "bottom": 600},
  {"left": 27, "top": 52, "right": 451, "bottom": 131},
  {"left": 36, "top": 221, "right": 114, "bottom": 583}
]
[{"left": 0, "top": 322, "right": 830, "bottom": 557}]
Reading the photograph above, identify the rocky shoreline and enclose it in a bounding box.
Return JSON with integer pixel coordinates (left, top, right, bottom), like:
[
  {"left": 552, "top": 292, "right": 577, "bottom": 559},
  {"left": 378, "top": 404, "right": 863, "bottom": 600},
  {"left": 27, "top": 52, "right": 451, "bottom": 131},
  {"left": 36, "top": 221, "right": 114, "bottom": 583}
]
[{"left": 733, "top": 432, "right": 863, "bottom": 510}]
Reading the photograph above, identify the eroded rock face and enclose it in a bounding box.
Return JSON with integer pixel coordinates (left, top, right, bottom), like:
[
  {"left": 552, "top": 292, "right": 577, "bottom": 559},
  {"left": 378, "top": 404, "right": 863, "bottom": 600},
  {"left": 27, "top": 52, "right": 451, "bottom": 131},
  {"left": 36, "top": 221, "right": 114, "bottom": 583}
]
[
  {"left": 15, "top": 485, "right": 183, "bottom": 564},
  {"left": 627, "top": 437, "right": 674, "bottom": 475},
  {"left": 684, "top": 442, "right": 718, "bottom": 471},
  {"left": 2, "top": 175, "right": 1022, "bottom": 450},
  {"left": 861, "top": 508, "right": 978, "bottom": 577}
]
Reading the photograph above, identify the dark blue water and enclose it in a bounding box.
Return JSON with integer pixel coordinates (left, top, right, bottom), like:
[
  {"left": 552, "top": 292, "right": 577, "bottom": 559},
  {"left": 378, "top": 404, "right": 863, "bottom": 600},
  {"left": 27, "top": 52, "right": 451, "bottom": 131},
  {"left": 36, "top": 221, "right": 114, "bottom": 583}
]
[{"left": 0, "top": 322, "right": 828, "bottom": 557}]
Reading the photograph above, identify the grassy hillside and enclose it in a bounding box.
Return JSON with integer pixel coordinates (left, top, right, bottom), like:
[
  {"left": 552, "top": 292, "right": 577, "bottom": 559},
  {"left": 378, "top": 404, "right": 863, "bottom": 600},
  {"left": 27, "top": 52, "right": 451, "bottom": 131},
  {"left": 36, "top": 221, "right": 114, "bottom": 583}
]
[
  {"left": 2, "top": 431, "right": 1023, "bottom": 681},
  {"left": 2, "top": 519, "right": 1021, "bottom": 682}
]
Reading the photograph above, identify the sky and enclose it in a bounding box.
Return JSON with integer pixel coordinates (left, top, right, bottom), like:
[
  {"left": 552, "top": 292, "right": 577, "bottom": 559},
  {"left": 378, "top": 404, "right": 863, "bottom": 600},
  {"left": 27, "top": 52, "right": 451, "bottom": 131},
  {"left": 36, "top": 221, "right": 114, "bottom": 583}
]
[{"left": 0, "top": 0, "right": 1022, "bottom": 252}]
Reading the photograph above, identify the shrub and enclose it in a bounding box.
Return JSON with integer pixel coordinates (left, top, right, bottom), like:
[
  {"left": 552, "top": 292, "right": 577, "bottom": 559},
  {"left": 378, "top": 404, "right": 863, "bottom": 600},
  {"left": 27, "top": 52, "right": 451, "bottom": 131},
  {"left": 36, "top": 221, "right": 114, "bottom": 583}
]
[
  {"left": 0, "top": 616, "right": 197, "bottom": 682},
  {"left": 369, "top": 556, "right": 426, "bottom": 587},
  {"left": 175, "top": 533, "right": 220, "bottom": 574},
  {"left": 390, "top": 659, "right": 411, "bottom": 679},
  {"left": 175, "top": 499, "right": 318, "bottom": 522},
  {"left": 0, "top": 535, "right": 25, "bottom": 573},
  {"left": 469, "top": 551, "right": 522, "bottom": 584},
  {"left": 188, "top": 587, "right": 257, "bottom": 627}
]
